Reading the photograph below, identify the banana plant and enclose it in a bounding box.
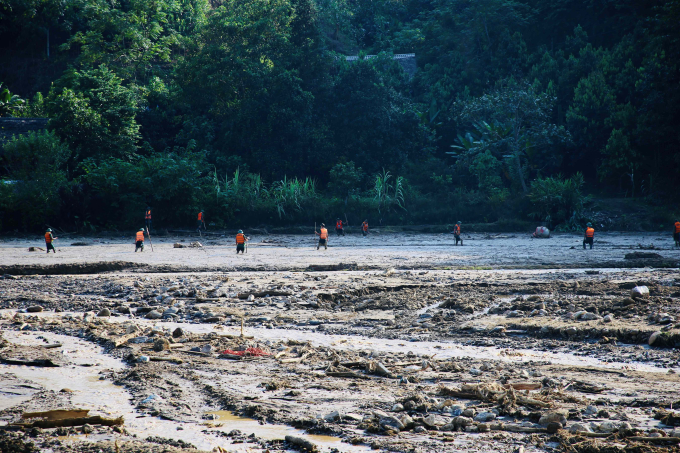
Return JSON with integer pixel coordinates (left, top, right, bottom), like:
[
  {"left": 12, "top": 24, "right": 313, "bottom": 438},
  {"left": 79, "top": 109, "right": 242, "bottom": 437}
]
[{"left": 0, "top": 83, "right": 26, "bottom": 117}]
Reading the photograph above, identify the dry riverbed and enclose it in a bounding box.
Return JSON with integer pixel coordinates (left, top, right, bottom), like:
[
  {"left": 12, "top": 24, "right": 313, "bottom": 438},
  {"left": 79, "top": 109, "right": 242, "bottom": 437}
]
[{"left": 1, "top": 232, "right": 679, "bottom": 453}]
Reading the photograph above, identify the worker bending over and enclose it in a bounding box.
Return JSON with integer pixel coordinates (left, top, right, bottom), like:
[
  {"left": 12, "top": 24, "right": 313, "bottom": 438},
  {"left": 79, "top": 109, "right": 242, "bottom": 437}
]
[
  {"left": 583, "top": 223, "right": 595, "bottom": 249},
  {"left": 453, "top": 221, "right": 463, "bottom": 246},
  {"left": 316, "top": 224, "right": 329, "bottom": 250},
  {"left": 44, "top": 228, "right": 57, "bottom": 254},
  {"left": 361, "top": 220, "right": 369, "bottom": 237},
  {"left": 135, "top": 228, "right": 145, "bottom": 252},
  {"left": 236, "top": 230, "right": 248, "bottom": 254},
  {"left": 335, "top": 218, "right": 345, "bottom": 236}
]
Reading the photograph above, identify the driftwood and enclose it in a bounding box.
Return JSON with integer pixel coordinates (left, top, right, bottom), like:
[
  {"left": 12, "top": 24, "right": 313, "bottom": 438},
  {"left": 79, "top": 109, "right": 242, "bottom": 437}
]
[
  {"left": 238, "top": 290, "right": 293, "bottom": 299},
  {"left": 504, "top": 383, "right": 542, "bottom": 391},
  {"left": 285, "top": 435, "right": 318, "bottom": 452},
  {"left": 0, "top": 358, "right": 58, "bottom": 367},
  {"left": 149, "top": 356, "right": 183, "bottom": 364},
  {"left": 279, "top": 353, "right": 310, "bottom": 364},
  {"left": 628, "top": 436, "right": 680, "bottom": 444},
  {"left": 22, "top": 409, "right": 89, "bottom": 420},
  {"left": 110, "top": 333, "right": 139, "bottom": 347},
  {"left": 14, "top": 415, "right": 123, "bottom": 429},
  {"left": 326, "top": 371, "right": 372, "bottom": 380},
  {"left": 42, "top": 343, "right": 63, "bottom": 349}
]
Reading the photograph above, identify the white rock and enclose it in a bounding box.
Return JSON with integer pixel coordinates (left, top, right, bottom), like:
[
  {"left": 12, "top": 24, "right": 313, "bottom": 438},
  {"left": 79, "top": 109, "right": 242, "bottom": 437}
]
[
  {"left": 631, "top": 286, "right": 649, "bottom": 299},
  {"left": 569, "top": 423, "right": 591, "bottom": 433}
]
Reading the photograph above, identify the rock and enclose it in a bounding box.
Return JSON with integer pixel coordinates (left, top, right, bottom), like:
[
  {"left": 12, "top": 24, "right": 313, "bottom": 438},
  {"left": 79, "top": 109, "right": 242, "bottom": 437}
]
[
  {"left": 375, "top": 362, "right": 391, "bottom": 377},
  {"left": 145, "top": 310, "right": 162, "bottom": 320},
  {"left": 506, "top": 310, "right": 523, "bottom": 318},
  {"left": 580, "top": 312, "right": 601, "bottom": 321},
  {"left": 462, "top": 408, "right": 476, "bottom": 418},
  {"left": 441, "top": 423, "right": 454, "bottom": 432},
  {"left": 400, "top": 414, "right": 414, "bottom": 429},
  {"left": 128, "top": 336, "right": 149, "bottom": 344},
  {"left": 603, "top": 314, "right": 614, "bottom": 323},
  {"left": 172, "top": 327, "right": 185, "bottom": 338},
  {"left": 477, "top": 423, "right": 490, "bottom": 432},
  {"left": 137, "top": 355, "right": 150, "bottom": 363},
  {"left": 453, "top": 416, "right": 473, "bottom": 428},
  {"left": 153, "top": 338, "right": 170, "bottom": 352},
  {"left": 392, "top": 403, "right": 404, "bottom": 412},
  {"left": 631, "top": 286, "right": 650, "bottom": 299},
  {"left": 173, "top": 243, "right": 184, "bottom": 248},
  {"left": 380, "top": 416, "right": 405, "bottom": 431},
  {"left": 414, "top": 426, "right": 427, "bottom": 433},
  {"left": 134, "top": 281, "right": 144, "bottom": 288},
  {"left": 26, "top": 306, "right": 43, "bottom": 313},
  {"left": 469, "top": 368, "right": 482, "bottom": 376},
  {"left": 649, "top": 331, "right": 664, "bottom": 347},
  {"left": 324, "top": 411, "right": 340, "bottom": 422},
  {"left": 97, "top": 308, "right": 111, "bottom": 317},
  {"left": 490, "top": 326, "right": 506, "bottom": 334},
  {"left": 597, "top": 421, "right": 619, "bottom": 433},
  {"left": 474, "top": 412, "right": 496, "bottom": 422},
  {"left": 539, "top": 412, "right": 567, "bottom": 427},
  {"left": 200, "top": 344, "right": 214, "bottom": 354},
  {"left": 247, "top": 294, "right": 255, "bottom": 302},
  {"left": 569, "top": 423, "right": 591, "bottom": 433},
  {"left": 117, "top": 306, "right": 131, "bottom": 314},
  {"left": 81, "top": 424, "right": 93, "bottom": 434},
  {"left": 422, "top": 414, "right": 439, "bottom": 428},
  {"left": 584, "top": 405, "right": 598, "bottom": 416}
]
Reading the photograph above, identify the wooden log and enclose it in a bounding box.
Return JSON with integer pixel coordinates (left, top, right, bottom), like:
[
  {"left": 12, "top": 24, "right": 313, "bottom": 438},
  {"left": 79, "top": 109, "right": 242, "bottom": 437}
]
[
  {"left": 628, "top": 436, "right": 680, "bottom": 444},
  {"left": 42, "top": 343, "right": 63, "bottom": 349},
  {"left": 326, "top": 371, "right": 371, "bottom": 380},
  {"left": 22, "top": 409, "right": 89, "bottom": 420},
  {"left": 13, "top": 415, "right": 123, "bottom": 429},
  {"left": 285, "top": 435, "right": 318, "bottom": 452},
  {"left": 149, "top": 356, "right": 183, "bottom": 364},
  {"left": 1, "top": 358, "right": 58, "bottom": 367},
  {"left": 504, "top": 383, "right": 542, "bottom": 391},
  {"left": 280, "top": 353, "right": 310, "bottom": 364}
]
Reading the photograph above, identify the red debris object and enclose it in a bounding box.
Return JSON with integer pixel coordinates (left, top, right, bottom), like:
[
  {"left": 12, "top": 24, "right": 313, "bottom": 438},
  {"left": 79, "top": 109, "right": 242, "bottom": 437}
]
[{"left": 220, "top": 347, "right": 270, "bottom": 357}]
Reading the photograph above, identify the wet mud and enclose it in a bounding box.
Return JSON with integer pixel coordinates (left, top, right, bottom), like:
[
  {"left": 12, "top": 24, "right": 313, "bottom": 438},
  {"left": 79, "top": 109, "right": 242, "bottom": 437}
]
[{"left": 1, "top": 232, "right": 679, "bottom": 452}]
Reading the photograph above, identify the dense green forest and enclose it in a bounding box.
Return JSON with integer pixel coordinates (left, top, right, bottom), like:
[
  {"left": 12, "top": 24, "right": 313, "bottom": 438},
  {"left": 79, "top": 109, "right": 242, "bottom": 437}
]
[{"left": 1, "top": 0, "right": 679, "bottom": 232}]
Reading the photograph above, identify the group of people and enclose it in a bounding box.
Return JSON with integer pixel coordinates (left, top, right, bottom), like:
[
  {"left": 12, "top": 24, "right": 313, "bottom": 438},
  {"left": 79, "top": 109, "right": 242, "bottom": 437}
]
[{"left": 40, "top": 209, "right": 680, "bottom": 254}]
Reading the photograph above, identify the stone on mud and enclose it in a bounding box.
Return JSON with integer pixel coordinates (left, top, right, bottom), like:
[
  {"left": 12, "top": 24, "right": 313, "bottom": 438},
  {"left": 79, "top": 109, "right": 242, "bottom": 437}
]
[
  {"left": 145, "top": 310, "right": 162, "bottom": 320},
  {"left": 539, "top": 412, "right": 567, "bottom": 427},
  {"left": 569, "top": 423, "right": 592, "bottom": 433},
  {"left": 631, "top": 286, "right": 649, "bottom": 299},
  {"left": 324, "top": 411, "right": 340, "bottom": 422},
  {"left": 153, "top": 338, "right": 170, "bottom": 352},
  {"left": 173, "top": 327, "right": 185, "bottom": 338},
  {"left": 648, "top": 331, "right": 665, "bottom": 347},
  {"left": 97, "top": 308, "right": 111, "bottom": 317},
  {"left": 453, "top": 416, "right": 473, "bottom": 428},
  {"left": 26, "top": 306, "right": 43, "bottom": 313},
  {"left": 399, "top": 414, "right": 414, "bottom": 429},
  {"left": 380, "top": 415, "right": 405, "bottom": 431},
  {"left": 474, "top": 412, "right": 496, "bottom": 422}
]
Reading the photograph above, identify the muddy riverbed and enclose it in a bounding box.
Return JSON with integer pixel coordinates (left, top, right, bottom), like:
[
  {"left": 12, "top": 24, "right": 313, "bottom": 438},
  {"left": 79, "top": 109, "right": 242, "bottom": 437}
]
[{"left": 1, "top": 232, "right": 679, "bottom": 453}]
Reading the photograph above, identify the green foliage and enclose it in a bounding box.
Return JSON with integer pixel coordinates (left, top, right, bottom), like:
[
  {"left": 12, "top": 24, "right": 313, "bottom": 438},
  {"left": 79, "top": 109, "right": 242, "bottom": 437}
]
[
  {"left": 529, "top": 173, "right": 589, "bottom": 229},
  {"left": 0, "top": 131, "right": 71, "bottom": 229},
  {"left": 0, "top": 83, "right": 25, "bottom": 117},
  {"left": 328, "top": 161, "right": 365, "bottom": 199},
  {"left": 47, "top": 66, "right": 141, "bottom": 160}
]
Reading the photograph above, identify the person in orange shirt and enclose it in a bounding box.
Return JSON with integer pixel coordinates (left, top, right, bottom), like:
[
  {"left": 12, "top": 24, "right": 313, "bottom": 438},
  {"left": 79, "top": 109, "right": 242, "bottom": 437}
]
[
  {"left": 316, "top": 223, "right": 329, "bottom": 250},
  {"left": 673, "top": 220, "right": 680, "bottom": 247},
  {"left": 335, "top": 218, "right": 345, "bottom": 236},
  {"left": 196, "top": 210, "right": 205, "bottom": 232},
  {"left": 135, "top": 228, "right": 145, "bottom": 252},
  {"left": 235, "top": 229, "right": 248, "bottom": 254},
  {"left": 361, "top": 220, "right": 369, "bottom": 237},
  {"left": 145, "top": 207, "right": 152, "bottom": 231},
  {"left": 44, "top": 228, "right": 57, "bottom": 254},
  {"left": 583, "top": 223, "right": 595, "bottom": 249},
  {"left": 453, "top": 221, "right": 463, "bottom": 246}
]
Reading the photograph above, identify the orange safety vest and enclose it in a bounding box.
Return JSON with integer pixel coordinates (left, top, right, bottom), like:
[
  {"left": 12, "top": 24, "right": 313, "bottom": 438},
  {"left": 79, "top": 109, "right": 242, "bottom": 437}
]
[
  {"left": 145, "top": 210, "right": 152, "bottom": 220},
  {"left": 336, "top": 220, "right": 343, "bottom": 229},
  {"left": 454, "top": 224, "right": 460, "bottom": 235},
  {"left": 362, "top": 222, "right": 368, "bottom": 231},
  {"left": 45, "top": 233, "right": 52, "bottom": 243},
  {"left": 198, "top": 212, "right": 203, "bottom": 221},
  {"left": 136, "top": 231, "right": 144, "bottom": 242},
  {"left": 236, "top": 233, "right": 246, "bottom": 244},
  {"left": 585, "top": 227, "right": 595, "bottom": 238},
  {"left": 675, "top": 222, "right": 680, "bottom": 234},
  {"left": 320, "top": 228, "right": 328, "bottom": 239}
]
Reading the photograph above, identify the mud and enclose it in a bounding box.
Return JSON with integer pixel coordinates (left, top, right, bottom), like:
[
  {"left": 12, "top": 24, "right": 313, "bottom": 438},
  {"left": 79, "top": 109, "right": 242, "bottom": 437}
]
[{"left": 1, "top": 232, "right": 679, "bottom": 452}]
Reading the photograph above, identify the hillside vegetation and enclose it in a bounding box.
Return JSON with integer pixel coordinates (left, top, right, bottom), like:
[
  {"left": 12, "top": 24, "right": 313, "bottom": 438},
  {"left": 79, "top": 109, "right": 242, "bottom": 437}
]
[{"left": 1, "top": 0, "right": 678, "bottom": 231}]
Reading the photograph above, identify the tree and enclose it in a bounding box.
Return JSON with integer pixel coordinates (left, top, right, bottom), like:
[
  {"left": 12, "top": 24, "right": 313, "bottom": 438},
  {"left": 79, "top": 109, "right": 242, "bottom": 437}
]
[
  {"left": 453, "top": 81, "right": 570, "bottom": 192},
  {"left": 47, "top": 66, "right": 140, "bottom": 161}
]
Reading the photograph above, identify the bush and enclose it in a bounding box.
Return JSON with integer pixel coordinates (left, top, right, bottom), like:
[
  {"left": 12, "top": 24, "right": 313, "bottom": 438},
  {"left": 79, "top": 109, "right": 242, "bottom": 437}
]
[
  {"left": 529, "top": 173, "right": 589, "bottom": 229},
  {"left": 0, "top": 131, "right": 71, "bottom": 230}
]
